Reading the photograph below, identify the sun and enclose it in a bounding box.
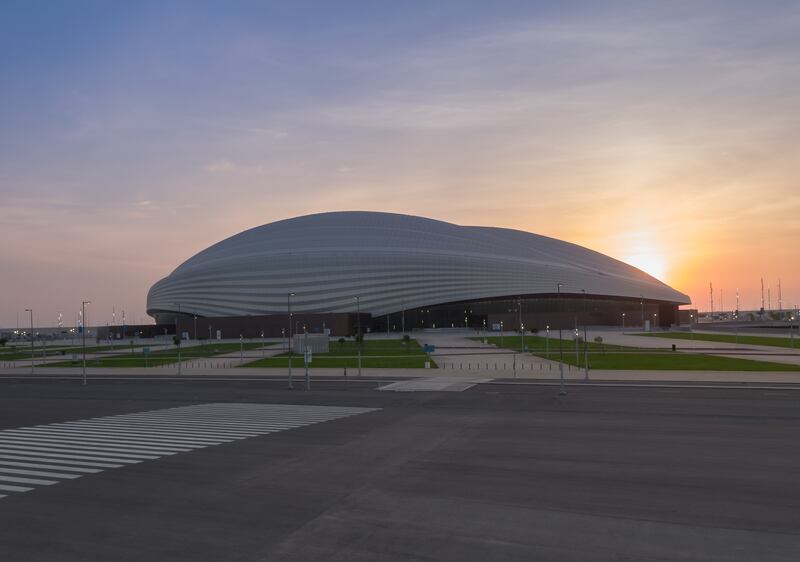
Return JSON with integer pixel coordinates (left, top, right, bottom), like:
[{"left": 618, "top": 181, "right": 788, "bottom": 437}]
[{"left": 625, "top": 252, "right": 667, "bottom": 281}]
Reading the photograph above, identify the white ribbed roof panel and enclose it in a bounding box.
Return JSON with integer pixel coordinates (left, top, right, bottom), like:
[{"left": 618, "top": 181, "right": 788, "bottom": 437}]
[{"left": 147, "top": 211, "right": 690, "bottom": 317}]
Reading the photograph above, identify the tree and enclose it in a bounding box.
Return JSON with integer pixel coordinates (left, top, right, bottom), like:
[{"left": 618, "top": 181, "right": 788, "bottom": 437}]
[
  {"left": 594, "top": 336, "right": 604, "bottom": 353},
  {"left": 402, "top": 334, "right": 410, "bottom": 344}
]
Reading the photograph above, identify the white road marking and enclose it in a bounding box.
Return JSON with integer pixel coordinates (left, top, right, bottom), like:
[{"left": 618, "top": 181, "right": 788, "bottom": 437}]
[
  {"left": 0, "top": 449, "right": 142, "bottom": 464},
  {"left": 0, "top": 460, "right": 101, "bottom": 473},
  {"left": 0, "top": 467, "right": 81, "bottom": 479},
  {"left": 0, "top": 403, "right": 377, "bottom": 502},
  {"left": 0, "top": 484, "right": 33, "bottom": 493},
  {"left": 0, "top": 474, "right": 58, "bottom": 486}
]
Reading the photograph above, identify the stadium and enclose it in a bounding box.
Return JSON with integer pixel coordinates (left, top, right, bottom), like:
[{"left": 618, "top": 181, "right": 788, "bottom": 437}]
[{"left": 146, "top": 211, "right": 690, "bottom": 338}]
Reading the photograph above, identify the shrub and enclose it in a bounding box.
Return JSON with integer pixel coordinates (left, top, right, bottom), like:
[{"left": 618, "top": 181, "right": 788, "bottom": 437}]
[
  {"left": 338, "top": 337, "right": 346, "bottom": 345},
  {"left": 402, "top": 334, "right": 410, "bottom": 343}
]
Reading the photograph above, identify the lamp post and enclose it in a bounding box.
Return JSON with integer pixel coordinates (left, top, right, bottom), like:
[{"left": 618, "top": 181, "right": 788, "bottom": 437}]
[
  {"left": 354, "top": 296, "right": 361, "bottom": 376},
  {"left": 557, "top": 283, "right": 566, "bottom": 396},
  {"left": 622, "top": 312, "right": 626, "bottom": 332},
  {"left": 303, "top": 325, "right": 310, "bottom": 390},
  {"left": 193, "top": 315, "right": 197, "bottom": 341},
  {"left": 641, "top": 296, "right": 645, "bottom": 330},
  {"left": 546, "top": 325, "right": 550, "bottom": 358},
  {"left": 500, "top": 320, "right": 504, "bottom": 347},
  {"left": 653, "top": 313, "right": 657, "bottom": 332},
  {"left": 175, "top": 304, "right": 181, "bottom": 375},
  {"left": 287, "top": 292, "right": 295, "bottom": 389},
  {"left": 24, "top": 308, "right": 33, "bottom": 374},
  {"left": 581, "top": 289, "right": 589, "bottom": 380},
  {"left": 518, "top": 298, "right": 524, "bottom": 351},
  {"left": 81, "top": 301, "right": 91, "bottom": 385}
]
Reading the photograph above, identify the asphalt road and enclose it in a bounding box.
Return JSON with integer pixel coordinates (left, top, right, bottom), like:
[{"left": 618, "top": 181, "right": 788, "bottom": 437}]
[{"left": 0, "top": 377, "right": 798, "bottom": 561}]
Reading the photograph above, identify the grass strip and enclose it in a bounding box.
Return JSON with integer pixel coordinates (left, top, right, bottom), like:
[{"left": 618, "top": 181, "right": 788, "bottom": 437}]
[{"left": 473, "top": 335, "right": 800, "bottom": 371}]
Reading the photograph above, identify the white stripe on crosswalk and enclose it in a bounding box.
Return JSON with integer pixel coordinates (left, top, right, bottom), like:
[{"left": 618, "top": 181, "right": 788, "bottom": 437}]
[
  {"left": 5, "top": 428, "right": 219, "bottom": 447},
  {"left": 0, "top": 474, "right": 58, "bottom": 486},
  {"left": 36, "top": 426, "right": 230, "bottom": 445},
  {"left": 0, "top": 460, "right": 101, "bottom": 473},
  {"left": 0, "top": 434, "right": 193, "bottom": 453},
  {"left": 0, "top": 467, "right": 81, "bottom": 479},
  {"left": 62, "top": 420, "right": 260, "bottom": 438},
  {"left": 0, "top": 445, "right": 156, "bottom": 460},
  {"left": 0, "top": 402, "right": 377, "bottom": 502},
  {"left": 0, "top": 484, "right": 33, "bottom": 493},
  {"left": 0, "top": 449, "right": 141, "bottom": 464}
]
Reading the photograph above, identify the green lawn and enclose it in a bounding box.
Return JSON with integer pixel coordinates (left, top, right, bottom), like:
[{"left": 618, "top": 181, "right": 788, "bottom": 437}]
[
  {"left": 47, "top": 342, "right": 272, "bottom": 368},
  {"left": 472, "top": 335, "right": 635, "bottom": 354},
  {"left": 0, "top": 343, "right": 169, "bottom": 361},
  {"left": 241, "top": 339, "right": 436, "bottom": 369},
  {"left": 474, "top": 335, "right": 800, "bottom": 371},
  {"left": 634, "top": 331, "right": 800, "bottom": 349}
]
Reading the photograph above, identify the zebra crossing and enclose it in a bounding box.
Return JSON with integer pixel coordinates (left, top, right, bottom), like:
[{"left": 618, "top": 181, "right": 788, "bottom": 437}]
[{"left": 0, "top": 402, "right": 377, "bottom": 500}]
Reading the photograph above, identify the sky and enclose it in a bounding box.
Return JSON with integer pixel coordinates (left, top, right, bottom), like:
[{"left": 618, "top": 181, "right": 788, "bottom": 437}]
[{"left": 2, "top": 0, "right": 799, "bottom": 329}]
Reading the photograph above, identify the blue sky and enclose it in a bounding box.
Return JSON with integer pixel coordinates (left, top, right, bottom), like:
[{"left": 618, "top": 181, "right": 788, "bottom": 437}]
[{"left": 2, "top": 1, "right": 799, "bottom": 327}]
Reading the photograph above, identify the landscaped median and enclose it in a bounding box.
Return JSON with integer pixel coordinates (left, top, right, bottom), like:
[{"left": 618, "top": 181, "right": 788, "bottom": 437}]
[
  {"left": 633, "top": 331, "right": 800, "bottom": 349},
  {"left": 0, "top": 343, "right": 165, "bottom": 362},
  {"left": 472, "top": 335, "right": 800, "bottom": 371},
  {"left": 240, "top": 339, "right": 436, "bottom": 369},
  {"left": 46, "top": 342, "right": 274, "bottom": 368}
]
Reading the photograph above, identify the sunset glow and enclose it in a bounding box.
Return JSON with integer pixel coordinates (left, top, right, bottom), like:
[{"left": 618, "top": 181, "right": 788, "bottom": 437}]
[{"left": 2, "top": 2, "right": 799, "bottom": 327}]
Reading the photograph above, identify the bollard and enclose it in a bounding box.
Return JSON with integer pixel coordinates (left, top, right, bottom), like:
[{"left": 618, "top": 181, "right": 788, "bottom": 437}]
[{"left": 344, "top": 366, "right": 347, "bottom": 377}]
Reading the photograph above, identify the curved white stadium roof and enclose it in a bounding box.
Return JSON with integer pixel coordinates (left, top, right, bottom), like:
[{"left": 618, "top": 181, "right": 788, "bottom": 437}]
[{"left": 147, "top": 211, "right": 690, "bottom": 318}]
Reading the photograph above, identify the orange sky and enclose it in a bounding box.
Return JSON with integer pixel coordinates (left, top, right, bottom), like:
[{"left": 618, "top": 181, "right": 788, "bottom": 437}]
[{"left": 2, "top": 3, "right": 799, "bottom": 328}]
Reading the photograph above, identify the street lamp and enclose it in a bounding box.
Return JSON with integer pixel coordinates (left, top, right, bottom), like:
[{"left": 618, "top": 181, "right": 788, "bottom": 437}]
[
  {"left": 81, "top": 300, "right": 91, "bottom": 385},
  {"left": 557, "top": 283, "right": 566, "bottom": 396},
  {"left": 518, "top": 298, "right": 524, "bottom": 351},
  {"left": 24, "top": 308, "right": 33, "bottom": 374},
  {"left": 641, "top": 296, "right": 645, "bottom": 331},
  {"left": 500, "top": 320, "right": 504, "bottom": 347},
  {"left": 581, "top": 289, "right": 588, "bottom": 380},
  {"left": 303, "top": 324, "right": 310, "bottom": 390},
  {"left": 175, "top": 304, "right": 183, "bottom": 375},
  {"left": 622, "top": 312, "right": 626, "bottom": 331},
  {"left": 287, "top": 292, "right": 295, "bottom": 389},
  {"left": 546, "top": 325, "right": 550, "bottom": 358},
  {"left": 354, "top": 295, "right": 362, "bottom": 376}
]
